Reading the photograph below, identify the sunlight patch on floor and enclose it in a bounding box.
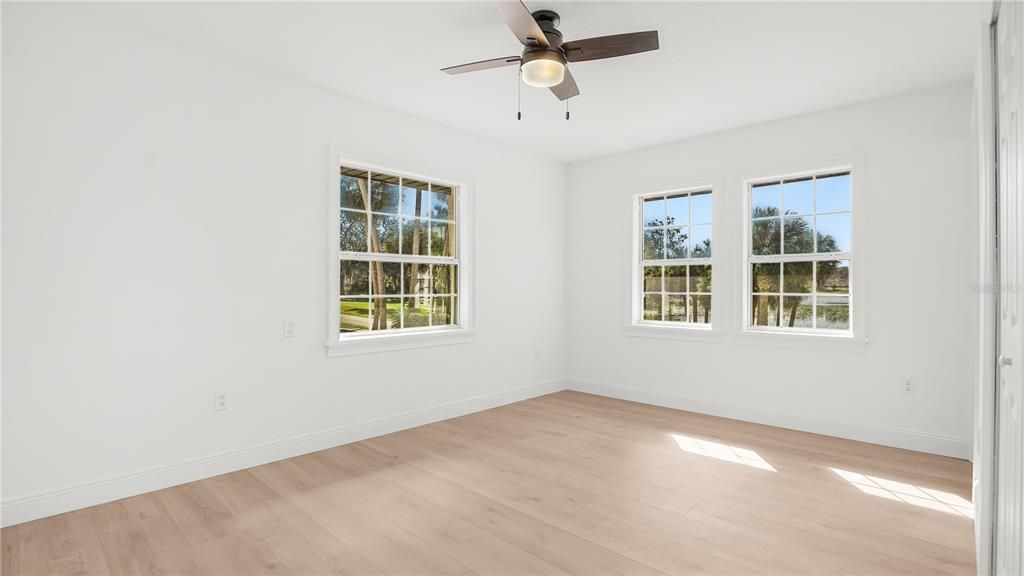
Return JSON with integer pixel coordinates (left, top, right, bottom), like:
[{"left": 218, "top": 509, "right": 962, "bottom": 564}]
[
  {"left": 830, "top": 467, "right": 974, "bottom": 518},
  {"left": 671, "top": 434, "right": 776, "bottom": 471}
]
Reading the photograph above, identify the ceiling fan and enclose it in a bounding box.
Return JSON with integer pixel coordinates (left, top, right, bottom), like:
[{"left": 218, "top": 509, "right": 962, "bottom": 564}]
[{"left": 441, "top": 0, "right": 659, "bottom": 102}]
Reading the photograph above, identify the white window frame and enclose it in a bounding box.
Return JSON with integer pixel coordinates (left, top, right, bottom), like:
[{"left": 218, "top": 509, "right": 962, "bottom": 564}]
[
  {"left": 326, "top": 149, "right": 475, "bottom": 356},
  {"left": 628, "top": 183, "right": 723, "bottom": 340},
  {"left": 741, "top": 163, "right": 864, "bottom": 341}
]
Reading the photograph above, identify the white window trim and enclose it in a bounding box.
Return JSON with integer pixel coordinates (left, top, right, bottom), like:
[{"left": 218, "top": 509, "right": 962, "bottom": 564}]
[
  {"left": 325, "top": 147, "right": 475, "bottom": 357},
  {"left": 627, "top": 179, "right": 724, "bottom": 339},
  {"left": 739, "top": 157, "right": 868, "bottom": 347}
]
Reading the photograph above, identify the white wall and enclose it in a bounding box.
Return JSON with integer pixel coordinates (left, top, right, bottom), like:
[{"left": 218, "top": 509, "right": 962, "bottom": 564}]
[
  {"left": 0, "top": 4, "right": 567, "bottom": 524},
  {"left": 566, "top": 83, "right": 977, "bottom": 458},
  {"left": 1, "top": 2, "right": 979, "bottom": 528}
]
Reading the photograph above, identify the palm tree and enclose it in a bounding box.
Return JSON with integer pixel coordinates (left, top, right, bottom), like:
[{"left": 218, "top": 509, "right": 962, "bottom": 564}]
[{"left": 750, "top": 206, "right": 840, "bottom": 327}]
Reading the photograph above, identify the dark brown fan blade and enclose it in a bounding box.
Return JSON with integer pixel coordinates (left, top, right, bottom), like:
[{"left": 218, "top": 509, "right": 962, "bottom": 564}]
[
  {"left": 442, "top": 56, "right": 521, "bottom": 75},
  {"left": 562, "top": 31, "right": 658, "bottom": 62},
  {"left": 549, "top": 68, "right": 579, "bottom": 101},
  {"left": 494, "top": 0, "right": 549, "bottom": 47}
]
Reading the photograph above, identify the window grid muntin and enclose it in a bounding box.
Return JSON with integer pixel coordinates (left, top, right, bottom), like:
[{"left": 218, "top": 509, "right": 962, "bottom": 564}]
[
  {"left": 338, "top": 166, "right": 460, "bottom": 335},
  {"left": 747, "top": 170, "right": 852, "bottom": 334},
  {"left": 639, "top": 189, "right": 712, "bottom": 326}
]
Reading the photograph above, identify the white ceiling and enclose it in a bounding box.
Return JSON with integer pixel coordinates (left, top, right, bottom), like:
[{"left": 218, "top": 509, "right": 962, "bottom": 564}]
[{"left": 59, "top": 1, "right": 984, "bottom": 163}]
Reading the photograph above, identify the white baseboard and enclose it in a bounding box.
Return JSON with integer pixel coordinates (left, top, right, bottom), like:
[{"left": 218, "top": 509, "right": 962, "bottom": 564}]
[
  {"left": 0, "top": 379, "right": 568, "bottom": 528},
  {"left": 568, "top": 379, "right": 971, "bottom": 460}
]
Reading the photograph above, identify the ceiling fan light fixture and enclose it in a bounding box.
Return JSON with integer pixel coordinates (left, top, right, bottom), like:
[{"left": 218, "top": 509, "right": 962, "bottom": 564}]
[{"left": 520, "top": 50, "right": 566, "bottom": 88}]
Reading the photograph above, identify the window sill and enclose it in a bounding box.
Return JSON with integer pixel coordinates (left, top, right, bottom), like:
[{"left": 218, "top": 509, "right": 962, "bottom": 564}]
[
  {"left": 326, "top": 328, "right": 476, "bottom": 357},
  {"left": 623, "top": 323, "right": 727, "bottom": 343},
  {"left": 733, "top": 329, "right": 868, "bottom": 352}
]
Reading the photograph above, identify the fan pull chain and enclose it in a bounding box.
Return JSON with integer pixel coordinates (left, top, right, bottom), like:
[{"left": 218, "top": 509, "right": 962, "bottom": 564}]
[
  {"left": 517, "top": 67, "right": 522, "bottom": 121},
  {"left": 566, "top": 98, "right": 570, "bottom": 121}
]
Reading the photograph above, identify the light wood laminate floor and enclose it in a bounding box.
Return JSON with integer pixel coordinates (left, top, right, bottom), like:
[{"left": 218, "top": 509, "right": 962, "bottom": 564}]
[{"left": 1, "top": 391, "right": 976, "bottom": 575}]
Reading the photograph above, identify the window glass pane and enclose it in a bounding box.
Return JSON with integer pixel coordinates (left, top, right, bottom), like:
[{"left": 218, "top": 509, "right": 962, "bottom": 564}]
[
  {"left": 431, "top": 185, "right": 455, "bottom": 220},
  {"left": 746, "top": 170, "right": 853, "bottom": 334},
  {"left": 781, "top": 295, "right": 813, "bottom": 328},
  {"left": 340, "top": 260, "right": 370, "bottom": 296},
  {"left": 664, "top": 266, "right": 686, "bottom": 292},
  {"left": 816, "top": 295, "right": 850, "bottom": 330},
  {"left": 431, "top": 264, "right": 457, "bottom": 295},
  {"left": 666, "top": 294, "right": 687, "bottom": 321},
  {"left": 403, "top": 296, "right": 430, "bottom": 327},
  {"left": 816, "top": 173, "right": 850, "bottom": 213},
  {"left": 782, "top": 261, "right": 813, "bottom": 293},
  {"left": 751, "top": 263, "right": 781, "bottom": 293},
  {"left": 782, "top": 178, "right": 813, "bottom": 214},
  {"left": 643, "top": 229, "right": 664, "bottom": 260},
  {"left": 752, "top": 218, "right": 780, "bottom": 255},
  {"left": 690, "top": 191, "right": 712, "bottom": 224},
  {"left": 404, "top": 263, "right": 431, "bottom": 296},
  {"left": 431, "top": 296, "right": 454, "bottom": 326},
  {"left": 367, "top": 298, "right": 382, "bottom": 330},
  {"left": 340, "top": 210, "right": 368, "bottom": 252},
  {"left": 643, "top": 197, "right": 665, "bottom": 227},
  {"left": 643, "top": 266, "right": 663, "bottom": 292},
  {"left": 372, "top": 215, "right": 399, "bottom": 253},
  {"left": 665, "top": 195, "right": 688, "bottom": 226},
  {"left": 751, "top": 183, "right": 780, "bottom": 216},
  {"left": 430, "top": 221, "right": 454, "bottom": 257},
  {"left": 689, "top": 295, "right": 711, "bottom": 324},
  {"left": 816, "top": 260, "right": 850, "bottom": 294},
  {"left": 400, "top": 217, "right": 428, "bottom": 255},
  {"left": 783, "top": 216, "right": 813, "bottom": 254},
  {"left": 689, "top": 265, "right": 712, "bottom": 293},
  {"left": 751, "top": 295, "right": 780, "bottom": 327},
  {"left": 665, "top": 227, "right": 689, "bottom": 259},
  {"left": 815, "top": 213, "right": 851, "bottom": 253},
  {"left": 643, "top": 294, "right": 663, "bottom": 321},
  {"left": 368, "top": 262, "right": 401, "bottom": 295},
  {"left": 370, "top": 173, "right": 401, "bottom": 214},
  {"left": 690, "top": 225, "right": 711, "bottom": 258},
  {"left": 340, "top": 298, "right": 370, "bottom": 333},
  {"left": 400, "top": 180, "right": 430, "bottom": 217},
  {"left": 340, "top": 169, "right": 368, "bottom": 210},
  {"left": 385, "top": 295, "right": 403, "bottom": 327}
]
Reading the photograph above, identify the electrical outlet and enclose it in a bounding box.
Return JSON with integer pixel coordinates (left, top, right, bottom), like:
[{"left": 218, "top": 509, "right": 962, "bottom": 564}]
[
  {"left": 903, "top": 379, "right": 915, "bottom": 394},
  {"left": 215, "top": 392, "right": 227, "bottom": 411},
  {"left": 534, "top": 349, "right": 541, "bottom": 361},
  {"left": 283, "top": 320, "right": 296, "bottom": 338}
]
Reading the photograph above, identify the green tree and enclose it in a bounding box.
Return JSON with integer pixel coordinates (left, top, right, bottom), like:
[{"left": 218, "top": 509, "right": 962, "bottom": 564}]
[{"left": 750, "top": 207, "right": 839, "bottom": 327}]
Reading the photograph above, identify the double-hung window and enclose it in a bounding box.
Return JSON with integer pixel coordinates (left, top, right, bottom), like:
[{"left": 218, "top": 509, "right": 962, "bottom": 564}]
[
  {"left": 638, "top": 189, "right": 713, "bottom": 325},
  {"left": 336, "top": 164, "right": 460, "bottom": 337},
  {"left": 746, "top": 170, "right": 852, "bottom": 333}
]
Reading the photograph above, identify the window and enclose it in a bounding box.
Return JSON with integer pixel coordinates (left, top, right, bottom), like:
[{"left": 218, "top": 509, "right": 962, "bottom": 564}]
[
  {"left": 747, "top": 170, "right": 851, "bottom": 333},
  {"left": 638, "top": 189, "right": 713, "bottom": 326},
  {"left": 336, "top": 165, "right": 460, "bottom": 337}
]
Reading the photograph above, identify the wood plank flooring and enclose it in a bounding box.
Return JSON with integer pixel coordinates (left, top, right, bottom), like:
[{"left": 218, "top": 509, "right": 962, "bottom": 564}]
[{"left": 1, "top": 391, "right": 976, "bottom": 575}]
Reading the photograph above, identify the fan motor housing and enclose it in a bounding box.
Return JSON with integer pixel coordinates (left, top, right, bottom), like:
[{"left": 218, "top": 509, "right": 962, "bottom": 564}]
[
  {"left": 521, "top": 46, "right": 567, "bottom": 68},
  {"left": 531, "top": 10, "right": 564, "bottom": 49}
]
